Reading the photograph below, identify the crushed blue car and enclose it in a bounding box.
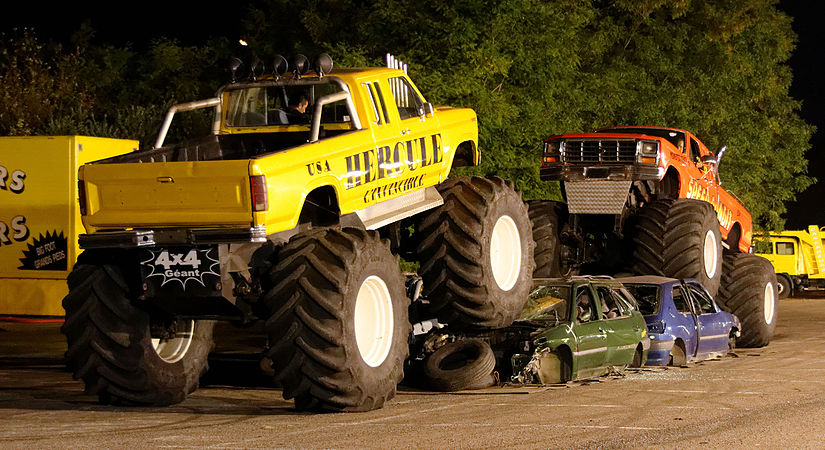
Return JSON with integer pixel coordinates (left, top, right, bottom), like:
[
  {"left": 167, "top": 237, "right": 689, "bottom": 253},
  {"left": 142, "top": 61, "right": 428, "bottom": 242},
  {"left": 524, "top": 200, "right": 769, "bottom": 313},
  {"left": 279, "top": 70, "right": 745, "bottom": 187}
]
[{"left": 618, "top": 276, "right": 740, "bottom": 366}]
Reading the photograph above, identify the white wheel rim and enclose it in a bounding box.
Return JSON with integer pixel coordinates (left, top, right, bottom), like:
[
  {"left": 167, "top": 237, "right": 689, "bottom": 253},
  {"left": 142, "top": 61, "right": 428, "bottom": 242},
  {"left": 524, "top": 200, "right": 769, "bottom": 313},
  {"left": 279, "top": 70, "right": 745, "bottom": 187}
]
[
  {"left": 354, "top": 275, "right": 394, "bottom": 367},
  {"left": 151, "top": 320, "right": 194, "bottom": 364},
  {"left": 777, "top": 281, "right": 786, "bottom": 295},
  {"left": 764, "top": 282, "right": 775, "bottom": 324},
  {"left": 703, "top": 230, "right": 718, "bottom": 279},
  {"left": 490, "top": 215, "right": 522, "bottom": 291}
]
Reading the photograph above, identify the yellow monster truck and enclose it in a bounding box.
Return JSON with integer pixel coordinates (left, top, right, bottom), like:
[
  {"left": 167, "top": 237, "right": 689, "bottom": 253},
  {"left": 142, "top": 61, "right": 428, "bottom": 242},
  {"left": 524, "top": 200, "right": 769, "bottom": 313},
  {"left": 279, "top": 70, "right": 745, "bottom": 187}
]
[{"left": 62, "top": 55, "right": 535, "bottom": 411}]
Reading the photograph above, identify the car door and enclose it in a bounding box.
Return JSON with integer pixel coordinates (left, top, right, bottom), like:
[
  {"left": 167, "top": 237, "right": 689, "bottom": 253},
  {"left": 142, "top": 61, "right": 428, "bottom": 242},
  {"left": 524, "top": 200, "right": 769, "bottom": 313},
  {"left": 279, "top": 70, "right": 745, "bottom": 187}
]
[
  {"left": 571, "top": 285, "right": 608, "bottom": 375},
  {"left": 596, "top": 285, "right": 638, "bottom": 366},
  {"left": 686, "top": 282, "right": 728, "bottom": 356},
  {"left": 672, "top": 284, "right": 699, "bottom": 359}
]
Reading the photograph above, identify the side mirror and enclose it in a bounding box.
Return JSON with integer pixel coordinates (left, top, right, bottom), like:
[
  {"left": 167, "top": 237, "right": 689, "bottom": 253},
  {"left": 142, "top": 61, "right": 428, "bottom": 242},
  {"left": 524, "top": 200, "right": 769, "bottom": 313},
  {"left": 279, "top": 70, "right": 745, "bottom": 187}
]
[
  {"left": 423, "top": 102, "right": 434, "bottom": 117},
  {"left": 717, "top": 145, "right": 727, "bottom": 164},
  {"left": 701, "top": 155, "right": 718, "bottom": 166}
]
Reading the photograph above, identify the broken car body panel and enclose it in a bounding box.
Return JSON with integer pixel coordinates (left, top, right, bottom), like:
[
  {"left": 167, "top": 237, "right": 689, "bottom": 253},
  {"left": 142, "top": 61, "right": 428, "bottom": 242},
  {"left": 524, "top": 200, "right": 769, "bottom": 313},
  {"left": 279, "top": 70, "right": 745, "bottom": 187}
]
[{"left": 619, "top": 275, "right": 740, "bottom": 366}]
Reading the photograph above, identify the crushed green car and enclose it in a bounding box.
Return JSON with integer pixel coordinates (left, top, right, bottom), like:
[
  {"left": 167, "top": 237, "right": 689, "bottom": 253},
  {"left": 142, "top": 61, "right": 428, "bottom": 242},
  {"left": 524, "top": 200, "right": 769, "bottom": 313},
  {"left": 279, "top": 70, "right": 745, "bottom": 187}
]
[{"left": 411, "top": 276, "right": 651, "bottom": 389}]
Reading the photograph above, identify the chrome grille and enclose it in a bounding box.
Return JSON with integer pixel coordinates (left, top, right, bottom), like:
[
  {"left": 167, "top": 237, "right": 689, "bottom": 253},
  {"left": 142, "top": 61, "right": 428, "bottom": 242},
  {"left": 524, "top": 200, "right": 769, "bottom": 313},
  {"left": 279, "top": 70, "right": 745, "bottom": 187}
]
[{"left": 562, "top": 139, "right": 636, "bottom": 164}]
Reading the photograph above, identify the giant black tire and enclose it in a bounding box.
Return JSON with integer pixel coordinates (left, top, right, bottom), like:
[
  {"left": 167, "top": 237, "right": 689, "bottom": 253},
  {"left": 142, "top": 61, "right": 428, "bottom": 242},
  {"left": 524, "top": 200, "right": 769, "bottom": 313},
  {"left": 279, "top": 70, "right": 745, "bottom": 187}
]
[
  {"left": 61, "top": 251, "right": 214, "bottom": 405},
  {"left": 263, "top": 228, "right": 410, "bottom": 412},
  {"left": 716, "top": 253, "right": 778, "bottom": 348},
  {"left": 776, "top": 274, "right": 792, "bottom": 300},
  {"left": 631, "top": 199, "right": 723, "bottom": 296},
  {"left": 423, "top": 339, "right": 496, "bottom": 392},
  {"left": 527, "top": 200, "right": 565, "bottom": 278},
  {"left": 416, "top": 176, "right": 535, "bottom": 329}
]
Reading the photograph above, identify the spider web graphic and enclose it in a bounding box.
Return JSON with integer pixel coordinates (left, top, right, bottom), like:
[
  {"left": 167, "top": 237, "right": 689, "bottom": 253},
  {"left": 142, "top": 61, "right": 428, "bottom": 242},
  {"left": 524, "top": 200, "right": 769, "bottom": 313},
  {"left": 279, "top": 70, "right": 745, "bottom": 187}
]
[{"left": 141, "top": 248, "right": 220, "bottom": 290}]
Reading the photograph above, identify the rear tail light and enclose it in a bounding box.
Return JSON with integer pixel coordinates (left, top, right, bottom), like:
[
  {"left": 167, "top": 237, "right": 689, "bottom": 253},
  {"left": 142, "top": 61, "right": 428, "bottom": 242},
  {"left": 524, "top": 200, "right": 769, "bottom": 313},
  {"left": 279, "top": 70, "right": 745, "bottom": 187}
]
[
  {"left": 78, "top": 180, "right": 88, "bottom": 216},
  {"left": 250, "top": 175, "right": 269, "bottom": 212},
  {"left": 647, "top": 320, "right": 666, "bottom": 334}
]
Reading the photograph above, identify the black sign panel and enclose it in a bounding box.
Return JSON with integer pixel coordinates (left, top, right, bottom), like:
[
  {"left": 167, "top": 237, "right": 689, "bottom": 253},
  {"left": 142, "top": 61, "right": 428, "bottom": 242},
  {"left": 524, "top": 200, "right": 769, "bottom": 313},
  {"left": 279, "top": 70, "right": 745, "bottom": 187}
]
[{"left": 140, "top": 246, "right": 221, "bottom": 298}]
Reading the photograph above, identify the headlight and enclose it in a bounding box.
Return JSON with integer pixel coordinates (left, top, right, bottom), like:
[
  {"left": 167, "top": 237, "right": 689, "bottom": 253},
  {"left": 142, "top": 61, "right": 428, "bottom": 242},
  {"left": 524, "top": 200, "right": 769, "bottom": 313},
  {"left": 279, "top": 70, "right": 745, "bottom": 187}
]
[
  {"left": 543, "top": 140, "right": 562, "bottom": 165},
  {"left": 637, "top": 140, "right": 659, "bottom": 164}
]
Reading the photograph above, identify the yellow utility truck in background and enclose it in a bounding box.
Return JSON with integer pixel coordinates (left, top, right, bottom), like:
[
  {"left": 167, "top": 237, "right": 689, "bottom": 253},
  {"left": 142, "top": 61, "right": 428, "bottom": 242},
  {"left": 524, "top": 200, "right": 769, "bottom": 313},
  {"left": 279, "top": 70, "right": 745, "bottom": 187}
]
[
  {"left": 756, "top": 225, "right": 825, "bottom": 298},
  {"left": 0, "top": 136, "right": 137, "bottom": 316}
]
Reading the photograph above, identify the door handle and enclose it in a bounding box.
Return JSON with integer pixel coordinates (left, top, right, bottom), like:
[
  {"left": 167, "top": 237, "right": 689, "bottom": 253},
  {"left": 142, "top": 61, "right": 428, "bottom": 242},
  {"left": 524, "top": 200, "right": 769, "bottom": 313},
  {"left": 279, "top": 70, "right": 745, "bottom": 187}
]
[{"left": 401, "top": 128, "right": 410, "bottom": 135}]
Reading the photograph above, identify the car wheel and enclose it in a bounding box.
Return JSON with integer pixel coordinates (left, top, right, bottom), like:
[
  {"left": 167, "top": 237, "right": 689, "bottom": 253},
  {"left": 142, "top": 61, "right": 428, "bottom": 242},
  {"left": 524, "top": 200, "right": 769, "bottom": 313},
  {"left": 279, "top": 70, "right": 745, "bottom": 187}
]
[
  {"left": 669, "top": 340, "right": 687, "bottom": 366},
  {"left": 62, "top": 251, "right": 214, "bottom": 406},
  {"left": 716, "top": 253, "right": 778, "bottom": 348},
  {"left": 631, "top": 199, "right": 723, "bottom": 296},
  {"left": 263, "top": 227, "right": 410, "bottom": 412},
  {"left": 416, "top": 176, "right": 535, "bottom": 329},
  {"left": 423, "top": 339, "right": 496, "bottom": 391},
  {"left": 631, "top": 346, "right": 644, "bottom": 368},
  {"left": 527, "top": 200, "right": 565, "bottom": 277},
  {"left": 776, "top": 275, "right": 792, "bottom": 300}
]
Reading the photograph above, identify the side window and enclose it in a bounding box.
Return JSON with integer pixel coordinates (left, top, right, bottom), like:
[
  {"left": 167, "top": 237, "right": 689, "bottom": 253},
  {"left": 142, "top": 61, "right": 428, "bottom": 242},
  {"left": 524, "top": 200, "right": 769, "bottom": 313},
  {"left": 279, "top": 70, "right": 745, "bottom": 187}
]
[
  {"left": 596, "top": 286, "right": 628, "bottom": 319},
  {"left": 612, "top": 288, "right": 636, "bottom": 315},
  {"left": 575, "top": 286, "right": 597, "bottom": 323},
  {"left": 362, "top": 82, "right": 383, "bottom": 125},
  {"left": 689, "top": 138, "right": 702, "bottom": 165},
  {"left": 776, "top": 242, "right": 795, "bottom": 255},
  {"left": 687, "top": 284, "right": 716, "bottom": 314},
  {"left": 388, "top": 76, "right": 424, "bottom": 120},
  {"left": 672, "top": 286, "right": 692, "bottom": 314}
]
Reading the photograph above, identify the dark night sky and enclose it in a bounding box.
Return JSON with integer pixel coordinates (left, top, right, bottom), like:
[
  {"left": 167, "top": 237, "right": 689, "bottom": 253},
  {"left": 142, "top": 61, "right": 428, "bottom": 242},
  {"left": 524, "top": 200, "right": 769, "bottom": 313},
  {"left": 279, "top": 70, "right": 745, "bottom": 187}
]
[{"left": 2, "top": 3, "right": 823, "bottom": 228}]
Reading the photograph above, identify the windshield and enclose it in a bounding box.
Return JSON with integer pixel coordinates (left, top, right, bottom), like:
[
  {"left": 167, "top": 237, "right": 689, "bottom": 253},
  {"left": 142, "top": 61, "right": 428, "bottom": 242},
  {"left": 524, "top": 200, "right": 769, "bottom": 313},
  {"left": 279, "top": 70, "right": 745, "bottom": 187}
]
[
  {"left": 224, "top": 81, "right": 353, "bottom": 129},
  {"left": 622, "top": 284, "right": 660, "bottom": 315},
  {"left": 520, "top": 284, "right": 571, "bottom": 323},
  {"left": 597, "top": 127, "right": 685, "bottom": 150}
]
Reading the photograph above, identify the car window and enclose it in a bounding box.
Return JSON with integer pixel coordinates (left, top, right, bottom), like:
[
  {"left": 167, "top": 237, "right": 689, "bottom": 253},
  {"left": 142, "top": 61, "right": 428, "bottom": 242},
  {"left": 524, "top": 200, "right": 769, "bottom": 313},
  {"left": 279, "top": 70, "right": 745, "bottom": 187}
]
[
  {"left": 687, "top": 284, "right": 716, "bottom": 314},
  {"left": 672, "top": 286, "right": 692, "bottom": 314},
  {"left": 622, "top": 284, "right": 658, "bottom": 315},
  {"left": 521, "top": 284, "right": 571, "bottom": 323},
  {"left": 596, "top": 286, "right": 629, "bottom": 319},
  {"left": 776, "top": 242, "right": 795, "bottom": 255},
  {"left": 575, "top": 286, "right": 597, "bottom": 323},
  {"left": 689, "top": 137, "right": 702, "bottom": 164},
  {"left": 388, "top": 76, "right": 424, "bottom": 120},
  {"left": 611, "top": 288, "right": 636, "bottom": 315}
]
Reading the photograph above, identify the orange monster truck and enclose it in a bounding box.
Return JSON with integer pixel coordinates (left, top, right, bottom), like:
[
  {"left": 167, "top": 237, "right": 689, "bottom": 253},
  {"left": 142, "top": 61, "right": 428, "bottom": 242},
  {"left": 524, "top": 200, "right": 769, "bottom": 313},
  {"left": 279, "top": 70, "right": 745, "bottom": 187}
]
[{"left": 532, "top": 126, "right": 778, "bottom": 347}]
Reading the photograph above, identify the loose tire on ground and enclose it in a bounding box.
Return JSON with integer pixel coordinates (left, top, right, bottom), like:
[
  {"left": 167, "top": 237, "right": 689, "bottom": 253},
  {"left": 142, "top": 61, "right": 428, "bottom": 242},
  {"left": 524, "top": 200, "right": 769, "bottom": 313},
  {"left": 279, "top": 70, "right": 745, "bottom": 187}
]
[
  {"left": 423, "top": 339, "right": 496, "bottom": 391},
  {"left": 263, "top": 228, "right": 409, "bottom": 412},
  {"left": 527, "top": 200, "right": 565, "bottom": 278},
  {"left": 776, "top": 275, "right": 792, "bottom": 300},
  {"left": 61, "top": 251, "right": 214, "bottom": 405},
  {"left": 631, "top": 198, "right": 723, "bottom": 296},
  {"left": 416, "top": 176, "right": 535, "bottom": 329},
  {"left": 716, "top": 253, "right": 778, "bottom": 348}
]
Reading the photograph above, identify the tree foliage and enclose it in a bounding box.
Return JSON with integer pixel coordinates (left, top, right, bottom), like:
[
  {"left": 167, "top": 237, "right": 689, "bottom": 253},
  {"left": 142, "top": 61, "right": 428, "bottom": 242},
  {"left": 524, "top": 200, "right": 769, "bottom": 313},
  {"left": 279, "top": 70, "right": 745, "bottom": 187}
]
[{"left": 0, "top": 0, "right": 812, "bottom": 229}]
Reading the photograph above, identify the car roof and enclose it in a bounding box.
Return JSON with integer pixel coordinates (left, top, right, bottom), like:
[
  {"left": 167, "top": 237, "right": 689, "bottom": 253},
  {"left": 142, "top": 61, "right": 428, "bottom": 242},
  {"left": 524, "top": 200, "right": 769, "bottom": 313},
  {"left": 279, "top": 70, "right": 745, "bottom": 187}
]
[{"left": 615, "top": 275, "right": 679, "bottom": 285}]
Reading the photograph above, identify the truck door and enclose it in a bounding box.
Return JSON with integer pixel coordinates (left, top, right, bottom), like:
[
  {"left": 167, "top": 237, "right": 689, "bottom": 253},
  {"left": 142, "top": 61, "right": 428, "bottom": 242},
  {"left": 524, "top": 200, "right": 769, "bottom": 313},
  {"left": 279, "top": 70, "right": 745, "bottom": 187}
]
[
  {"left": 684, "top": 135, "right": 719, "bottom": 211},
  {"left": 381, "top": 76, "right": 444, "bottom": 188}
]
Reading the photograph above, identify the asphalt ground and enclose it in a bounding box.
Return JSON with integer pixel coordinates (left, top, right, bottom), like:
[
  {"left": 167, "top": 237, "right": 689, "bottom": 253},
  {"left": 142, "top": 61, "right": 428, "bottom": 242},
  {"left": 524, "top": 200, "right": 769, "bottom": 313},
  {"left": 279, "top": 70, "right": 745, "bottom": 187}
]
[{"left": 2, "top": 296, "right": 825, "bottom": 448}]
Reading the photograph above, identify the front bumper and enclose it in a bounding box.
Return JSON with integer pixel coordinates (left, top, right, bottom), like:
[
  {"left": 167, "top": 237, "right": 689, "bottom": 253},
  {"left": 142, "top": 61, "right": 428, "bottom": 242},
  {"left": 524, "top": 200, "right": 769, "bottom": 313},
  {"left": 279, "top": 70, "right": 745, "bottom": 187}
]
[
  {"left": 645, "top": 336, "right": 675, "bottom": 366},
  {"left": 540, "top": 163, "right": 661, "bottom": 182}
]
